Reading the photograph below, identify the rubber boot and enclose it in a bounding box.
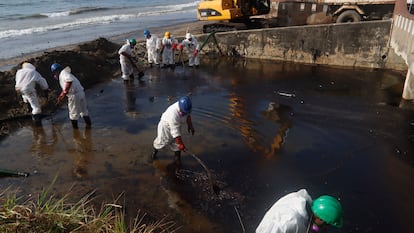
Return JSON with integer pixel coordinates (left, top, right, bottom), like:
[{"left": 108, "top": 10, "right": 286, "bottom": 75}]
[
  {"left": 138, "top": 71, "right": 144, "bottom": 79},
  {"left": 32, "top": 114, "right": 42, "bottom": 127},
  {"left": 83, "top": 116, "right": 92, "bottom": 129},
  {"left": 148, "top": 148, "right": 158, "bottom": 163},
  {"left": 174, "top": 151, "right": 182, "bottom": 168},
  {"left": 71, "top": 120, "right": 79, "bottom": 129}
]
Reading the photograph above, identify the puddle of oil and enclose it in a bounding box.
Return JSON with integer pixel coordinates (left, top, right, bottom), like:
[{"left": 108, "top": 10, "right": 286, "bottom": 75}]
[{"left": 0, "top": 57, "right": 413, "bottom": 233}]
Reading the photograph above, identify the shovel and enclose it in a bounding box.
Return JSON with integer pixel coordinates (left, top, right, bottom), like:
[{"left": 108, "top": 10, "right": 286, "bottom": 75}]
[{"left": 186, "top": 150, "right": 220, "bottom": 195}]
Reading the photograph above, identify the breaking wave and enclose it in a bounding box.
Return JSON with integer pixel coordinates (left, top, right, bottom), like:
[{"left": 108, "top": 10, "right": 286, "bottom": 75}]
[{"left": 0, "top": 1, "right": 198, "bottom": 39}]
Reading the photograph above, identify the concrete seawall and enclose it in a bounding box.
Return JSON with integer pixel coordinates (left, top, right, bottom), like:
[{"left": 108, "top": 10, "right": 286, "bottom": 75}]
[{"left": 199, "top": 20, "right": 407, "bottom": 71}]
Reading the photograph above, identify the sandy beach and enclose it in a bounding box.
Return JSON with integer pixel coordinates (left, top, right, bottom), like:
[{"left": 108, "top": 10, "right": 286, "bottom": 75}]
[{"left": 0, "top": 20, "right": 206, "bottom": 124}]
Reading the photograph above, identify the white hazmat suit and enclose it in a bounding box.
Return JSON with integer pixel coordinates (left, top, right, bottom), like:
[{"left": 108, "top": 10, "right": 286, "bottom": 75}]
[
  {"left": 256, "top": 189, "right": 313, "bottom": 233},
  {"left": 118, "top": 40, "right": 134, "bottom": 80},
  {"left": 153, "top": 102, "right": 188, "bottom": 151},
  {"left": 15, "top": 62, "right": 49, "bottom": 115},
  {"left": 146, "top": 34, "right": 161, "bottom": 65},
  {"left": 180, "top": 33, "right": 200, "bottom": 67},
  {"left": 161, "top": 36, "right": 178, "bottom": 66},
  {"left": 58, "top": 67, "right": 89, "bottom": 121}
]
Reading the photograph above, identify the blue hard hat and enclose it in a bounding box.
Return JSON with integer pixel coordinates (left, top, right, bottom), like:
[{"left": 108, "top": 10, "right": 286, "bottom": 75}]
[
  {"left": 144, "top": 29, "right": 150, "bottom": 37},
  {"left": 50, "top": 63, "right": 62, "bottom": 73},
  {"left": 178, "top": 96, "right": 192, "bottom": 114}
]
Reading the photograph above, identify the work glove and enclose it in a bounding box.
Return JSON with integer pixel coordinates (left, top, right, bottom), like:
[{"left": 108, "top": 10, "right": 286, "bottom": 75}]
[
  {"left": 172, "top": 43, "right": 177, "bottom": 50},
  {"left": 57, "top": 91, "right": 66, "bottom": 103},
  {"left": 193, "top": 49, "right": 198, "bottom": 57},
  {"left": 175, "top": 136, "right": 186, "bottom": 151},
  {"left": 187, "top": 115, "right": 195, "bottom": 135},
  {"left": 179, "top": 44, "right": 183, "bottom": 50}
]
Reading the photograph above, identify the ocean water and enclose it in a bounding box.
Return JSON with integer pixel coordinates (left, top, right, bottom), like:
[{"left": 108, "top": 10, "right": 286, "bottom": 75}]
[{"left": 0, "top": 0, "right": 200, "bottom": 60}]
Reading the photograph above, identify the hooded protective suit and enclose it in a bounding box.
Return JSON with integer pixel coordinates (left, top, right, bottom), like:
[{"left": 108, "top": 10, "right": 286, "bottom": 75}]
[
  {"left": 153, "top": 102, "right": 188, "bottom": 151},
  {"left": 161, "top": 35, "right": 178, "bottom": 66},
  {"left": 146, "top": 34, "right": 161, "bottom": 65},
  {"left": 15, "top": 62, "right": 49, "bottom": 115},
  {"left": 58, "top": 67, "right": 89, "bottom": 121},
  {"left": 180, "top": 33, "right": 200, "bottom": 67},
  {"left": 118, "top": 40, "right": 134, "bottom": 80},
  {"left": 256, "top": 189, "right": 313, "bottom": 233}
]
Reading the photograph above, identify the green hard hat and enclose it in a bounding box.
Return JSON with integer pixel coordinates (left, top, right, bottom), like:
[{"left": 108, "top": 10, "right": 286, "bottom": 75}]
[
  {"left": 311, "top": 195, "right": 343, "bottom": 228},
  {"left": 129, "top": 38, "right": 136, "bottom": 46}
]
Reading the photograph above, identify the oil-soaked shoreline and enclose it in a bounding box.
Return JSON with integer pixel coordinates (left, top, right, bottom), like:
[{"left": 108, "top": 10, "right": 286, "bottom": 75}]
[{"left": 0, "top": 57, "right": 413, "bottom": 233}]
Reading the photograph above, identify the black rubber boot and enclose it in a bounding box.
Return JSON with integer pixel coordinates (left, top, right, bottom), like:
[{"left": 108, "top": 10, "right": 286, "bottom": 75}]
[
  {"left": 71, "top": 120, "right": 79, "bottom": 129},
  {"left": 174, "top": 151, "right": 182, "bottom": 168},
  {"left": 138, "top": 71, "right": 144, "bottom": 79},
  {"left": 83, "top": 116, "right": 92, "bottom": 129},
  {"left": 148, "top": 148, "right": 158, "bottom": 163},
  {"left": 32, "top": 114, "right": 42, "bottom": 127}
]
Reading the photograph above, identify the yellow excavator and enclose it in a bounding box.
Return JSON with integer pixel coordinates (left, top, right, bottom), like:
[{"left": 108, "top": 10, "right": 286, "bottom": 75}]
[
  {"left": 197, "top": 0, "right": 397, "bottom": 33},
  {"left": 197, "top": 0, "right": 273, "bottom": 32}
]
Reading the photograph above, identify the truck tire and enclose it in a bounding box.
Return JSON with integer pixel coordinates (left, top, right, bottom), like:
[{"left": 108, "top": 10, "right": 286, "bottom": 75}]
[{"left": 336, "top": 10, "right": 361, "bottom": 23}]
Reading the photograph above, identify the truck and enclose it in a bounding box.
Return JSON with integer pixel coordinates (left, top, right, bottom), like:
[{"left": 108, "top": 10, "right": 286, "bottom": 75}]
[{"left": 197, "top": 0, "right": 397, "bottom": 33}]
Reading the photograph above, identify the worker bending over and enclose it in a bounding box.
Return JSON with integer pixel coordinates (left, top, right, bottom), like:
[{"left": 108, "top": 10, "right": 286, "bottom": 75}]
[
  {"left": 118, "top": 38, "right": 143, "bottom": 81},
  {"left": 51, "top": 63, "right": 91, "bottom": 129},
  {"left": 15, "top": 62, "right": 50, "bottom": 126},
  {"left": 256, "top": 189, "right": 343, "bottom": 233},
  {"left": 179, "top": 32, "right": 200, "bottom": 68},
  {"left": 150, "top": 96, "right": 195, "bottom": 167}
]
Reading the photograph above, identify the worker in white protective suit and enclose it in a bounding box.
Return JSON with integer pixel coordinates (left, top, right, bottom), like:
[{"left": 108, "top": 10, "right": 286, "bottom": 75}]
[
  {"left": 15, "top": 62, "right": 50, "bottom": 126},
  {"left": 150, "top": 96, "right": 195, "bottom": 167},
  {"left": 118, "top": 38, "right": 143, "bottom": 81},
  {"left": 160, "top": 31, "right": 178, "bottom": 69},
  {"left": 144, "top": 29, "right": 161, "bottom": 68},
  {"left": 51, "top": 63, "right": 91, "bottom": 129},
  {"left": 179, "top": 32, "right": 200, "bottom": 67},
  {"left": 256, "top": 189, "right": 343, "bottom": 233}
]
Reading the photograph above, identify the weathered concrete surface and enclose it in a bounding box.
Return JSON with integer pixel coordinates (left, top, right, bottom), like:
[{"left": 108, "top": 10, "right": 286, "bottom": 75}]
[
  {"left": 390, "top": 0, "right": 414, "bottom": 99},
  {"left": 199, "top": 20, "right": 407, "bottom": 71}
]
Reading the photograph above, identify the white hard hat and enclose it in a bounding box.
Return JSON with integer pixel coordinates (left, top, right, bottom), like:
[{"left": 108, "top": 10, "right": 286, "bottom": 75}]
[{"left": 185, "top": 33, "right": 192, "bottom": 39}]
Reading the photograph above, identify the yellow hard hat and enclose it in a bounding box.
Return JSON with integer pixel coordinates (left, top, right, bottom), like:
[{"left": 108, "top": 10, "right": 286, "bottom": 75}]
[{"left": 164, "top": 31, "right": 171, "bottom": 38}]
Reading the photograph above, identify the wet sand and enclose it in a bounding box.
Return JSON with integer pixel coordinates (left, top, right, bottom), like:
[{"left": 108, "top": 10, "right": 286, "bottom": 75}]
[
  {"left": 1, "top": 21, "right": 414, "bottom": 233},
  {"left": 0, "top": 21, "right": 206, "bottom": 128},
  {"left": 1, "top": 56, "right": 414, "bottom": 232}
]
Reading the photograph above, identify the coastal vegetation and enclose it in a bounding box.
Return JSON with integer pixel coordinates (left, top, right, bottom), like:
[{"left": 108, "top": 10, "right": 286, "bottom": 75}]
[{"left": 0, "top": 177, "right": 179, "bottom": 232}]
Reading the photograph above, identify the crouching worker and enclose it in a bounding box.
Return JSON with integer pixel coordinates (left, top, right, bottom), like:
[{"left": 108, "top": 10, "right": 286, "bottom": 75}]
[
  {"left": 51, "top": 63, "right": 91, "bottom": 129},
  {"left": 15, "top": 62, "right": 50, "bottom": 126},
  {"left": 256, "top": 189, "right": 343, "bottom": 233},
  {"left": 150, "top": 96, "right": 195, "bottom": 167}
]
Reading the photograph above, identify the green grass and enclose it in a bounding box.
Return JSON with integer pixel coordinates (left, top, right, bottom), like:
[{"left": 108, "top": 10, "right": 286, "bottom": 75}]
[{"left": 0, "top": 177, "right": 179, "bottom": 233}]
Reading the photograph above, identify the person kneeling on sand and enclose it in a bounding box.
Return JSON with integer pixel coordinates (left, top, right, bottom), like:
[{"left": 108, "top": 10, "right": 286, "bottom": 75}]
[
  {"left": 15, "top": 62, "right": 50, "bottom": 127},
  {"left": 150, "top": 96, "right": 195, "bottom": 167},
  {"left": 51, "top": 63, "right": 91, "bottom": 129},
  {"left": 256, "top": 189, "right": 343, "bottom": 233}
]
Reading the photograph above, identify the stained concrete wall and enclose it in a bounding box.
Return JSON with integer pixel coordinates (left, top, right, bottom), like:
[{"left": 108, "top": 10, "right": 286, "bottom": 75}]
[{"left": 198, "top": 20, "right": 407, "bottom": 71}]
